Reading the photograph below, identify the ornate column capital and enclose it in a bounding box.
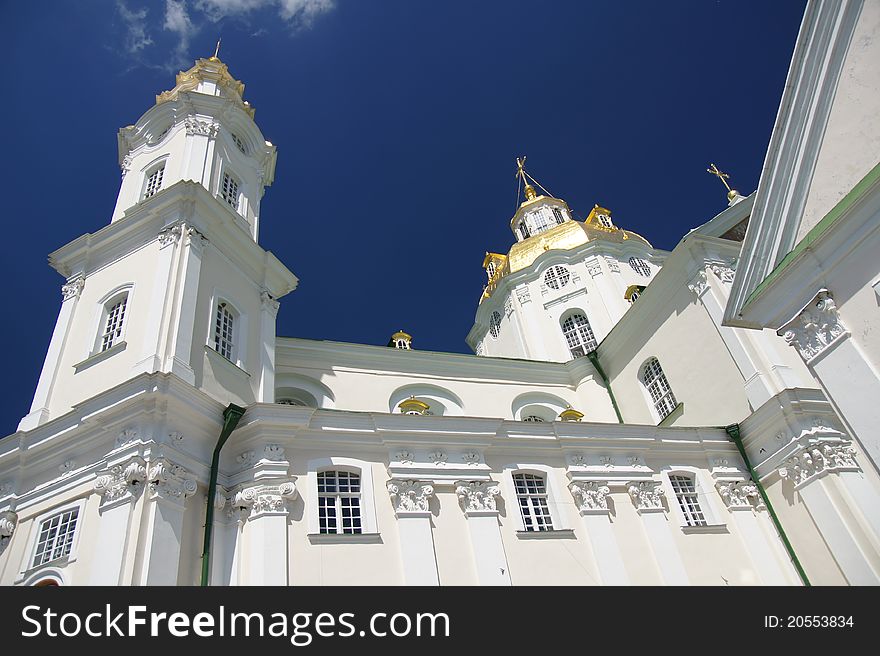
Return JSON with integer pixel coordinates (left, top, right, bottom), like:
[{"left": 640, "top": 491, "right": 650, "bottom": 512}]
[
  {"left": 716, "top": 480, "right": 764, "bottom": 511},
  {"left": 778, "top": 440, "right": 859, "bottom": 490},
  {"left": 455, "top": 480, "right": 501, "bottom": 515},
  {"left": 229, "top": 479, "right": 298, "bottom": 521},
  {"left": 687, "top": 269, "right": 708, "bottom": 297},
  {"left": 627, "top": 480, "right": 665, "bottom": 512},
  {"left": 94, "top": 456, "right": 148, "bottom": 509},
  {"left": 569, "top": 480, "right": 611, "bottom": 514},
  {"left": 147, "top": 458, "right": 197, "bottom": 505},
  {"left": 185, "top": 225, "right": 209, "bottom": 253},
  {"left": 61, "top": 276, "right": 85, "bottom": 301},
  {"left": 387, "top": 479, "right": 434, "bottom": 516},
  {"left": 777, "top": 290, "right": 846, "bottom": 363},
  {"left": 185, "top": 116, "right": 220, "bottom": 138},
  {"left": 708, "top": 261, "right": 736, "bottom": 284},
  {"left": 158, "top": 221, "right": 184, "bottom": 249},
  {"left": 260, "top": 290, "right": 280, "bottom": 316},
  {"left": 0, "top": 510, "right": 16, "bottom": 552}
]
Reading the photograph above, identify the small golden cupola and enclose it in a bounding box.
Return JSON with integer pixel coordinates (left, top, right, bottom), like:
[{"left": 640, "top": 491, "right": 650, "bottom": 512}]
[
  {"left": 509, "top": 156, "right": 575, "bottom": 242},
  {"left": 387, "top": 329, "right": 413, "bottom": 350}
]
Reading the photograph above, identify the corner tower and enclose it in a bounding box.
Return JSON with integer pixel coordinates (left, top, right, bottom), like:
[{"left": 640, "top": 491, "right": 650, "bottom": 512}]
[
  {"left": 19, "top": 52, "right": 297, "bottom": 431},
  {"left": 467, "top": 158, "right": 667, "bottom": 362}
]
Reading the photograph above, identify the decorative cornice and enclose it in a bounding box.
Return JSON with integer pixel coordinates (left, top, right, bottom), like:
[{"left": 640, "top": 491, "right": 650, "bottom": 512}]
[
  {"left": 569, "top": 480, "right": 610, "bottom": 513},
  {"left": 61, "top": 277, "right": 85, "bottom": 301},
  {"left": 777, "top": 291, "right": 846, "bottom": 362},
  {"left": 93, "top": 457, "right": 148, "bottom": 507},
  {"left": 778, "top": 439, "right": 859, "bottom": 489},
  {"left": 428, "top": 450, "right": 447, "bottom": 466},
  {"left": 229, "top": 479, "right": 298, "bottom": 520},
  {"left": 716, "top": 480, "right": 763, "bottom": 511},
  {"left": 387, "top": 479, "right": 434, "bottom": 515},
  {"left": 627, "top": 480, "right": 665, "bottom": 511},
  {"left": 184, "top": 116, "right": 220, "bottom": 138},
  {"left": 148, "top": 458, "right": 197, "bottom": 504},
  {"left": 455, "top": 480, "right": 501, "bottom": 513}
]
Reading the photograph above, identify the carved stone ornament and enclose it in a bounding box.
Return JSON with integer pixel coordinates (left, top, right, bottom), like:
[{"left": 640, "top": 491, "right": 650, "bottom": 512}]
[
  {"left": 568, "top": 454, "right": 587, "bottom": 467},
  {"left": 186, "top": 225, "right": 209, "bottom": 251},
  {"left": 394, "top": 450, "right": 414, "bottom": 465},
  {"left": 148, "top": 458, "right": 198, "bottom": 503},
  {"left": 504, "top": 296, "right": 514, "bottom": 318},
  {"left": 115, "top": 429, "right": 139, "bottom": 449},
  {"left": 428, "top": 450, "right": 447, "bottom": 466},
  {"left": 604, "top": 256, "right": 620, "bottom": 273},
  {"left": 599, "top": 455, "right": 614, "bottom": 468},
  {"left": 230, "top": 480, "right": 298, "bottom": 520},
  {"left": 387, "top": 479, "right": 434, "bottom": 514},
  {"left": 169, "top": 431, "right": 184, "bottom": 443},
  {"left": 236, "top": 450, "right": 256, "bottom": 469},
  {"left": 569, "top": 480, "right": 611, "bottom": 512},
  {"left": 58, "top": 460, "right": 76, "bottom": 476},
  {"left": 777, "top": 291, "right": 845, "bottom": 362},
  {"left": 462, "top": 451, "right": 481, "bottom": 466},
  {"left": 185, "top": 116, "right": 220, "bottom": 138},
  {"left": 455, "top": 480, "right": 501, "bottom": 513},
  {"left": 0, "top": 482, "right": 12, "bottom": 498},
  {"left": 778, "top": 441, "right": 859, "bottom": 489},
  {"left": 586, "top": 258, "right": 602, "bottom": 277},
  {"left": 61, "top": 277, "right": 85, "bottom": 301},
  {"left": 120, "top": 154, "right": 133, "bottom": 177},
  {"left": 516, "top": 286, "right": 531, "bottom": 305},
  {"left": 709, "top": 263, "right": 735, "bottom": 284},
  {"left": 93, "top": 457, "right": 148, "bottom": 506},
  {"left": 0, "top": 510, "right": 16, "bottom": 552},
  {"left": 716, "top": 480, "right": 763, "bottom": 510},
  {"left": 263, "top": 444, "right": 286, "bottom": 462},
  {"left": 687, "top": 269, "right": 708, "bottom": 297},
  {"left": 158, "top": 222, "right": 183, "bottom": 248},
  {"left": 627, "top": 480, "right": 665, "bottom": 511},
  {"left": 260, "top": 290, "right": 280, "bottom": 314}
]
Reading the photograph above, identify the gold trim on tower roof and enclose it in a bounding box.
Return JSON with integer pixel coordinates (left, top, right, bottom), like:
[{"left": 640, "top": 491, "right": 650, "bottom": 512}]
[{"left": 156, "top": 56, "right": 255, "bottom": 118}]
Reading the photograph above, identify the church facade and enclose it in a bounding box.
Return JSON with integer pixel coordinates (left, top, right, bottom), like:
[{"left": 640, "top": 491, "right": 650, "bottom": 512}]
[{"left": 2, "top": 0, "right": 879, "bottom": 586}]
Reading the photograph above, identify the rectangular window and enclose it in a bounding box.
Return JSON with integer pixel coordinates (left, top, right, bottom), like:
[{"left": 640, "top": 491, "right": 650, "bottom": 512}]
[
  {"left": 552, "top": 207, "right": 565, "bottom": 224},
  {"left": 144, "top": 165, "right": 165, "bottom": 199},
  {"left": 513, "top": 473, "right": 553, "bottom": 531},
  {"left": 221, "top": 172, "right": 239, "bottom": 210},
  {"left": 318, "top": 471, "right": 362, "bottom": 534},
  {"left": 214, "top": 302, "right": 235, "bottom": 361},
  {"left": 669, "top": 475, "right": 707, "bottom": 526},
  {"left": 32, "top": 508, "right": 79, "bottom": 567},
  {"left": 101, "top": 296, "right": 128, "bottom": 352}
]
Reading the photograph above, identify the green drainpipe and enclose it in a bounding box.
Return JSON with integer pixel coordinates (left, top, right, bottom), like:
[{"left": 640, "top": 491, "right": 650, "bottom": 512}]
[
  {"left": 725, "top": 423, "right": 810, "bottom": 587},
  {"left": 200, "top": 403, "right": 246, "bottom": 587},
  {"left": 586, "top": 351, "right": 623, "bottom": 423}
]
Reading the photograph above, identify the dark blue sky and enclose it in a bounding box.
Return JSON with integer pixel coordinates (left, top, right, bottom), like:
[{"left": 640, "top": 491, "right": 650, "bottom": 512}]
[{"left": 0, "top": 1, "right": 806, "bottom": 435}]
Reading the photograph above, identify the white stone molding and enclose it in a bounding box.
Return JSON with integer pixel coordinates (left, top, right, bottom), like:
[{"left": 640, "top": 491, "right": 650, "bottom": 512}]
[
  {"left": 778, "top": 440, "right": 859, "bottom": 490},
  {"left": 58, "top": 459, "right": 76, "bottom": 476},
  {"left": 599, "top": 455, "right": 613, "bottom": 468},
  {"left": 716, "top": 480, "right": 764, "bottom": 511},
  {"left": 61, "top": 277, "right": 85, "bottom": 301},
  {"left": 394, "top": 450, "right": 414, "bottom": 465},
  {"left": 568, "top": 480, "right": 610, "bottom": 514},
  {"left": 515, "top": 285, "right": 531, "bottom": 305},
  {"left": 260, "top": 290, "right": 280, "bottom": 315},
  {"left": 568, "top": 454, "right": 587, "bottom": 467},
  {"left": 462, "top": 450, "right": 481, "bottom": 466},
  {"left": 428, "top": 449, "right": 447, "bottom": 466},
  {"left": 115, "top": 428, "right": 139, "bottom": 449},
  {"left": 93, "top": 457, "right": 148, "bottom": 508},
  {"left": 586, "top": 258, "right": 602, "bottom": 277},
  {"left": 455, "top": 480, "right": 501, "bottom": 514},
  {"left": 387, "top": 479, "right": 435, "bottom": 515},
  {"left": 627, "top": 480, "right": 665, "bottom": 512},
  {"left": 169, "top": 431, "right": 184, "bottom": 443},
  {"left": 185, "top": 116, "right": 220, "bottom": 137},
  {"left": 504, "top": 296, "right": 513, "bottom": 318},
  {"left": 158, "top": 222, "right": 183, "bottom": 249},
  {"left": 147, "top": 458, "right": 198, "bottom": 504},
  {"left": 777, "top": 291, "right": 846, "bottom": 363},
  {"left": 0, "top": 482, "right": 12, "bottom": 499},
  {"left": 604, "top": 256, "right": 620, "bottom": 273},
  {"left": 230, "top": 480, "right": 298, "bottom": 520},
  {"left": 687, "top": 269, "right": 708, "bottom": 296}
]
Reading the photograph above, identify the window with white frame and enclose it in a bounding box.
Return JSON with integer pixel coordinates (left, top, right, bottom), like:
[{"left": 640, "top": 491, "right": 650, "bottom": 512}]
[
  {"left": 525, "top": 207, "right": 556, "bottom": 235},
  {"left": 489, "top": 310, "right": 502, "bottom": 339},
  {"left": 629, "top": 256, "right": 651, "bottom": 276},
  {"left": 643, "top": 357, "right": 677, "bottom": 420},
  {"left": 543, "top": 264, "right": 571, "bottom": 290},
  {"left": 100, "top": 294, "right": 128, "bottom": 352},
  {"left": 561, "top": 312, "right": 597, "bottom": 358},
  {"left": 221, "top": 172, "right": 240, "bottom": 210},
  {"left": 32, "top": 508, "right": 79, "bottom": 568},
  {"left": 317, "top": 471, "right": 362, "bottom": 534},
  {"left": 513, "top": 472, "right": 553, "bottom": 531},
  {"left": 669, "top": 474, "right": 707, "bottom": 527},
  {"left": 143, "top": 164, "right": 165, "bottom": 199},
  {"left": 214, "top": 302, "right": 235, "bottom": 361}
]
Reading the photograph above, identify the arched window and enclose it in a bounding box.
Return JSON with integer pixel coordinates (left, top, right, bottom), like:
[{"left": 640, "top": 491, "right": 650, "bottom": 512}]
[
  {"left": 231, "top": 133, "right": 247, "bottom": 155},
  {"left": 629, "top": 256, "right": 651, "bottom": 277},
  {"left": 513, "top": 473, "right": 553, "bottom": 531},
  {"left": 277, "top": 398, "right": 307, "bottom": 406},
  {"left": 522, "top": 415, "right": 545, "bottom": 423},
  {"left": 214, "top": 301, "right": 235, "bottom": 361},
  {"left": 317, "top": 470, "right": 362, "bottom": 534},
  {"left": 489, "top": 311, "right": 502, "bottom": 339},
  {"left": 100, "top": 292, "right": 129, "bottom": 352},
  {"left": 561, "top": 313, "right": 597, "bottom": 358},
  {"left": 643, "top": 357, "right": 677, "bottom": 419},
  {"left": 543, "top": 265, "right": 570, "bottom": 290},
  {"left": 669, "top": 474, "right": 707, "bottom": 527}
]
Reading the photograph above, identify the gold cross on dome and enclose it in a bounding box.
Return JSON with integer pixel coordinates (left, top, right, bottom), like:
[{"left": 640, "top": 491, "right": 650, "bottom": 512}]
[
  {"left": 706, "top": 163, "right": 732, "bottom": 192},
  {"left": 516, "top": 155, "right": 527, "bottom": 179}
]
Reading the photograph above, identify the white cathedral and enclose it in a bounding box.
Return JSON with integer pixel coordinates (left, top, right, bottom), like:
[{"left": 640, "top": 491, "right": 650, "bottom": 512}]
[{"left": 1, "top": 0, "right": 879, "bottom": 586}]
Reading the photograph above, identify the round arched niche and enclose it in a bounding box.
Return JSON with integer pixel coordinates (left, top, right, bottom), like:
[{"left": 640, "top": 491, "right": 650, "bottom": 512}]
[
  {"left": 511, "top": 392, "right": 570, "bottom": 422},
  {"left": 274, "top": 373, "right": 335, "bottom": 408},
  {"left": 389, "top": 384, "right": 465, "bottom": 417}
]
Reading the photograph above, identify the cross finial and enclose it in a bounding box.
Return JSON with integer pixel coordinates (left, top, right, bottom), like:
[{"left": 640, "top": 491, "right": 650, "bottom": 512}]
[
  {"left": 212, "top": 38, "right": 222, "bottom": 60},
  {"left": 706, "top": 163, "right": 732, "bottom": 192}
]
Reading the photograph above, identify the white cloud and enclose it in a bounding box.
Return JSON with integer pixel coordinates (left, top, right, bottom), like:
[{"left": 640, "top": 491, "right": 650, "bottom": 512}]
[
  {"left": 117, "top": 1, "right": 153, "bottom": 53},
  {"left": 164, "top": 0, "right": 197, "bottom": 70},
  {"left": 196, "top": 0, "right": 335, "bottom": 27}
]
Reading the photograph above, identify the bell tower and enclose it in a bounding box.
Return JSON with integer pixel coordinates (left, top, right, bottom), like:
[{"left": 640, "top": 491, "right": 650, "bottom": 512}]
[{"left": 18, "top": 51, "right": 297, "bottom": 431}]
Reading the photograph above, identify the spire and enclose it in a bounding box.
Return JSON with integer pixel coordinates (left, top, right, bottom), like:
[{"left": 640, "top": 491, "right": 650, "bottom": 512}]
[
  {"left": 516, "top": 156, "right": 537, "bottom": 201},
  {"left": 706, "top": 163, "right": 742, "bottom": 205},
  {"left": 210, "top": 38, "right": 222, "bottom": 61}
]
